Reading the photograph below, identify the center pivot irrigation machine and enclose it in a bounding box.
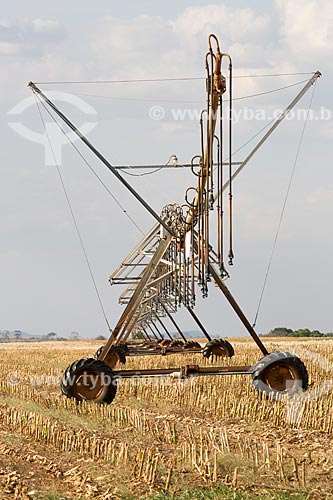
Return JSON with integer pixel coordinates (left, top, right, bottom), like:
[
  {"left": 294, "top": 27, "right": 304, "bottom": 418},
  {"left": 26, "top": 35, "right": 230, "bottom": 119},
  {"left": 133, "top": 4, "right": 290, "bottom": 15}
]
[{"left": 29, "top": 34, "right": 321, "bottom": 405}]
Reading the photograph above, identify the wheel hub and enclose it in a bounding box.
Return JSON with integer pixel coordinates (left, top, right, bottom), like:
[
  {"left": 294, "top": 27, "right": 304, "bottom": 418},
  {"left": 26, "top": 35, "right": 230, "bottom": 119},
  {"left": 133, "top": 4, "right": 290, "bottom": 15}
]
[
  {"left": 263, "top": 364, "right": 296, "bottom": 392},
  {"left": 74, "top": 370, "right": 104, "bottom": 400}
]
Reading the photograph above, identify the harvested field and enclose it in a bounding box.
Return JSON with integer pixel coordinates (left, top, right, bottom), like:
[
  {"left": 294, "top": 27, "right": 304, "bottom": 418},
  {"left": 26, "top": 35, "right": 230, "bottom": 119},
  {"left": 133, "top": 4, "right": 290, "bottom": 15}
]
[{"left": 0, "top": 338, "right": 333, "bottom": 499}]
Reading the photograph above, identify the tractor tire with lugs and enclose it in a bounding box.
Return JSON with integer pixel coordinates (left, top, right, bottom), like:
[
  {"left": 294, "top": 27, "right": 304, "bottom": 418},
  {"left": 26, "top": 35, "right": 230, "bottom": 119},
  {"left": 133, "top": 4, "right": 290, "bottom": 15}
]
[
  {"left": 203, "top": 339, "right": 234, "bottom": 359},
  {"left": 252, "top": 350, "right": 308, "bottom": 399},
  {"left": 61, "top": 358, "right": 117, "bottom": 404}
]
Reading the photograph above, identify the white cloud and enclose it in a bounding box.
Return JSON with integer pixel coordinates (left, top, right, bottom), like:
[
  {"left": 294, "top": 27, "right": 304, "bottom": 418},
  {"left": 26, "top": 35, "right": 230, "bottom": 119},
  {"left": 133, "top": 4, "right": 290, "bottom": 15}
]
[
  {"left": 0, "top": 17, "right": 66, "bottom": 59},
  {"left": 172, "top": 5, "right": 270, "bottom": 44},
  {"left": 91, "top": 5, "right": 271, "bottom": 77},
  {"left": 88, "top": 6, "right": 277, "bottom": 113},
  {"left": 276, "top": 0, "right": 333, "bottom": 62},
  {"left": 90, "top": 15, "right": 179, "bottom": 79}
]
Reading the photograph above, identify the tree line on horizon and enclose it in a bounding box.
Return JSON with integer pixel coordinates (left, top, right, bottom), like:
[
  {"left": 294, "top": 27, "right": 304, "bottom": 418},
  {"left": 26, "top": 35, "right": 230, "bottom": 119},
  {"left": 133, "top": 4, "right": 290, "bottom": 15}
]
[{"left": 261, "top": 327, "right": 333, "bottom": 338}]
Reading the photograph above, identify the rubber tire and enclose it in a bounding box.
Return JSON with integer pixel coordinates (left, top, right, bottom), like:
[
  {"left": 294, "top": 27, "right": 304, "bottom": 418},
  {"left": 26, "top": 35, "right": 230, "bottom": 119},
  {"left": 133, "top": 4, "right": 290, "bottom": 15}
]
[
  {"left": 169, "top": 340, "right": 184, "bottom": 348},
  {"left": 252, "top": 351, "right": 308, "bottom": 399},
  {"left": 203, "top": 339, "right": 234, "bottom": 359},
  {"left": 183, "top": 341, "right": 201, "bottom": 349},
  {"left": 118, "top": 343, "right": 130, "bottom": 352},
  {"left": 61, "top": 358, "right": 117, "bottom": 404},
  {"left": 94, "top": 345, "right": 126, "bottom": 365},
  {"left": 160, "top": 339, "right": 172, "bottom": 346}
]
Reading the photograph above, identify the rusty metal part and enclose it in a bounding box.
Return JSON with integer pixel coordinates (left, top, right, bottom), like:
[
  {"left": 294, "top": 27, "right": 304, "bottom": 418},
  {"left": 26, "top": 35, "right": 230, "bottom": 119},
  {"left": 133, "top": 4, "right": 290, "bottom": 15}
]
[
  {"left": 103, "top": 351, "right": 123, "bottom": 369},
  {"left": 74, "top": 370, "right": 105, "bottom": 400},
  {"left": 114, "top": 364, "right": 252, "bottom": 379},
  {"left": 184, "top": 35, "right": 229, "bottom": 233},
  {"left": 262, "top": 364, "right": 297, "bottom": 392},
  {"left": 99, "top": 232, "right": 173, "bottom": 359}
]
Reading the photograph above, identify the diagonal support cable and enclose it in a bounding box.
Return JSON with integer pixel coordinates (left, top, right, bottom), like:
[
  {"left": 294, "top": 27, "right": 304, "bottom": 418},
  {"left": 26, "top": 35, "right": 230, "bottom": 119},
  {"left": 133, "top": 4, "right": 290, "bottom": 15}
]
[
  {"left": 252, "top": 80, "right": 317, "bottom": 328},
  {"left": 34, "top": 94, "right": 112, "bottom": 333},
  {"left": 29, "top": 82, "right": 176, "bottom": 237}
]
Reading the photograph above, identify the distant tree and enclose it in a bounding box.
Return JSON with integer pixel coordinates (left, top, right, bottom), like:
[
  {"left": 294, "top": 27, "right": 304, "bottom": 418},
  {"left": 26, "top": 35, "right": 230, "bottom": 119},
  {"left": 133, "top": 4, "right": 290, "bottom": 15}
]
[
  {"left": 46, "top": 332, "right": 57, "bottom": 340},
  {"left": 310, "top": 330, "right": 324, "bottom": 337},
  {"left": 289, "top": 328, "right": 324, "bottom": 338},
  {"left": 263, "top": 327, "right": 293, "bottom": 337},
  {"left": 0, "top": 330, "right": 10, "bottom": 342},
  {"left": 261, "top": 327, "right": 329, "bottom": 338},
  {"left": 95, "top": 335, "right": 106, "bottom": 341},
  {"left": 69, "top": 331, "right": 80, "bottom": 340},
  {"left": 14, "top": 330, "right": 22, "bottom": 341}
]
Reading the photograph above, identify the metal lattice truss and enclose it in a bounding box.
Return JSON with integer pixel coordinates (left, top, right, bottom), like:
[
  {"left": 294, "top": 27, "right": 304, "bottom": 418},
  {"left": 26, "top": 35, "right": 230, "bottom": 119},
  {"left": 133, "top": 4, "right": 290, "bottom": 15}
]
[
  {"left": 109, "top": 222, "right": 194, "bottom": 342},
  {"left": 108, "top": 211, "right": 224, "bottom": 343}
]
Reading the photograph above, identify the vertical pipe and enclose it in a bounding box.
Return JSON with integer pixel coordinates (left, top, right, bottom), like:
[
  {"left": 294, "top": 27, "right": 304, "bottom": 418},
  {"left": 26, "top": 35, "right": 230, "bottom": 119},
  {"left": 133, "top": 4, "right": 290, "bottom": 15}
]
[{"left": 227, "top": 57, "right": 234, "bottom": 265}]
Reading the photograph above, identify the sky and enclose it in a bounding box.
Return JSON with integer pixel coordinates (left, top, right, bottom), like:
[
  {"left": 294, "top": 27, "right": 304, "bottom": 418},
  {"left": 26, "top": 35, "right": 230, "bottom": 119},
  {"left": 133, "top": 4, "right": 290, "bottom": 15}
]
[{"left": 1, "top": 0, "right": 332, "bottom": 339}]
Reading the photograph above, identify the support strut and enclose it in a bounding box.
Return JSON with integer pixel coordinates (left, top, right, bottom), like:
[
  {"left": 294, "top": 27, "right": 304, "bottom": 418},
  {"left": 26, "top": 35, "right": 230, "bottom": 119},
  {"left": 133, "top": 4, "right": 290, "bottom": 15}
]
[
  {"left": 186, "top": 306, "right": 212, "bottom": 341},
  {"left": 208, "top": 262, "right": 268, "bottom": 355},
  {"left": 160, "top": 303, "right": 187, "bottom": 342}
]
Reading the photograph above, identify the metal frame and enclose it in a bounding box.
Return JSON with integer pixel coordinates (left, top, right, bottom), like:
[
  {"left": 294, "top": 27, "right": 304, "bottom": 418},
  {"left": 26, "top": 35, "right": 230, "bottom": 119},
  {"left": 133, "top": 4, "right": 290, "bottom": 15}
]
[{"left": 29, "top": 35, "right": 321, "bottom": 384}]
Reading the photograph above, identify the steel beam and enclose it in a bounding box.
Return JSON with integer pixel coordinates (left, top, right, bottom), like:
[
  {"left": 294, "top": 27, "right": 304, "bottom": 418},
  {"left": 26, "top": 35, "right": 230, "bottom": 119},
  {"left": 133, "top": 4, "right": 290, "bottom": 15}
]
[{"left": 114, "top": 365, "right": 252, "bottom": 379}]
